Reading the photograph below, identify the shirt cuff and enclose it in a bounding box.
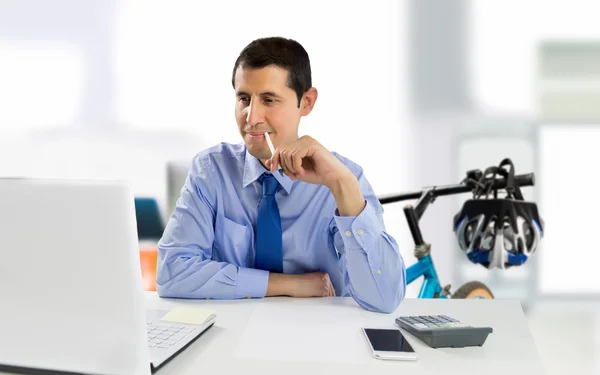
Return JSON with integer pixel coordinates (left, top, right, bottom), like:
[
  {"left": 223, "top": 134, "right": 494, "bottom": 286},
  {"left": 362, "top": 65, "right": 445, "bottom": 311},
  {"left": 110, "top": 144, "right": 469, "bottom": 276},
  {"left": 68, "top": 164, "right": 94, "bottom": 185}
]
[
  {"left": 235, "top": 267, "right": 269, "bottom": 299},
  {"left": 333, "top": 200, "right": 384, "bottom": 251}
]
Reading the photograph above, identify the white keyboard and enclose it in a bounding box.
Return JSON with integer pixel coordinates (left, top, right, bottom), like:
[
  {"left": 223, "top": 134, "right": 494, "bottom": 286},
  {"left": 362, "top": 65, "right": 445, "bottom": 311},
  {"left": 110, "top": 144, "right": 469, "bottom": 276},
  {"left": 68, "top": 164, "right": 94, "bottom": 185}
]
[{"left": 146, "top": 322, "right": 196, "bottom": 349}]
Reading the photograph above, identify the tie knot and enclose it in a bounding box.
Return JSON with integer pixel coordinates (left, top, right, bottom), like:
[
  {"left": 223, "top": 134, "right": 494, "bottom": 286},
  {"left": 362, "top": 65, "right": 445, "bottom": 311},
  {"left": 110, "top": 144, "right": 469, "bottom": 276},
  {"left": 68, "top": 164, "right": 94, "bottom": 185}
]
[{"left": 261, "top": 174, "right": 279, "bottom": 196}]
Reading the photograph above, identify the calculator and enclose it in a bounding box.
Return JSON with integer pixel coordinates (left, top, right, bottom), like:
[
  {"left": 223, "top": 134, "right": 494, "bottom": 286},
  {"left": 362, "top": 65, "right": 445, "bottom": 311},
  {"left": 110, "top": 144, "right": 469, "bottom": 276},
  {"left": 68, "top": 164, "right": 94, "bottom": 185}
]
[{"left": 395, "top": 315, "right": 493, "bottom": 348}]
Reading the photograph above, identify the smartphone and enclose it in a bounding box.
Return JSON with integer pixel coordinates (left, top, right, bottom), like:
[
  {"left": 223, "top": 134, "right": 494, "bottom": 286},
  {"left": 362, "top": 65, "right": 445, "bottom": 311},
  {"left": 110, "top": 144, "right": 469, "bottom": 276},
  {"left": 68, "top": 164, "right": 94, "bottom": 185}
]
[{"left": 361, "top": 328, "right": 418, "bottom": 361}]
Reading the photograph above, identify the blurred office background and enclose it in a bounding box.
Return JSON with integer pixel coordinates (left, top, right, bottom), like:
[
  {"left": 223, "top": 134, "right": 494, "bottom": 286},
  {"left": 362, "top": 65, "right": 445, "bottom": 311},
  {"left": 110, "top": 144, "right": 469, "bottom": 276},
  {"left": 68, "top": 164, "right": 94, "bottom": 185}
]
[{"left": 1, "top": 1, "right": 599, "bottom": 373}]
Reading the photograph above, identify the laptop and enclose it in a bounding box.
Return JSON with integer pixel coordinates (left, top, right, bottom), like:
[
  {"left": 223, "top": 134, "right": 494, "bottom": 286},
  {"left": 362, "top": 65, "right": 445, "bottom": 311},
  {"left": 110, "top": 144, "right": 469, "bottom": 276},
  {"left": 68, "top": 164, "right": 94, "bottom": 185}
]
[{"left": 0, "top": 178, "right": 215, "bottom": 375}]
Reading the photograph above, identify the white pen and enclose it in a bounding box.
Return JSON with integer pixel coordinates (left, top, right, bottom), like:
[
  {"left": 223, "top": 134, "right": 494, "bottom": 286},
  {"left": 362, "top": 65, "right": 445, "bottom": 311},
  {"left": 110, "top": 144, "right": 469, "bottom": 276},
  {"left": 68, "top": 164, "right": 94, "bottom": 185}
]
[{"left": 264, "top": 132, "right": 285, "bottom": 177}]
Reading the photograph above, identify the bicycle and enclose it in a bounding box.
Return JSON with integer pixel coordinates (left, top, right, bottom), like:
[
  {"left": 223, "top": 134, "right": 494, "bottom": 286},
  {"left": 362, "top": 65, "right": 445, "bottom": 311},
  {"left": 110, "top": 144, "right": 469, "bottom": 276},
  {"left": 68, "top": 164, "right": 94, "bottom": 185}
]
[{"left": 377, "top": 167, "right": 536, "bottom": 299}]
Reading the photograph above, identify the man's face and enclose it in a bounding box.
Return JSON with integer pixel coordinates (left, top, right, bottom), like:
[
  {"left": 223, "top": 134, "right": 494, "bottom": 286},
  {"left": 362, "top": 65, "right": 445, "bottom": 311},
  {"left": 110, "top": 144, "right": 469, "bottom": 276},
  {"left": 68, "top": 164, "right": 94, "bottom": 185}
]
[{"left": 234, "top": 65, "right": 302, "bottom": 162}]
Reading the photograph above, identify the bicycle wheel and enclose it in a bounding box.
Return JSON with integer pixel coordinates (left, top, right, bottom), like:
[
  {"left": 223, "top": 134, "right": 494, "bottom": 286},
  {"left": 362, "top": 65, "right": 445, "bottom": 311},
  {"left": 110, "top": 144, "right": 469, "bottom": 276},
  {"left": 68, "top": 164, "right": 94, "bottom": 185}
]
[{"left": 451, "top": 281, "right": 494, "bottom": 299}]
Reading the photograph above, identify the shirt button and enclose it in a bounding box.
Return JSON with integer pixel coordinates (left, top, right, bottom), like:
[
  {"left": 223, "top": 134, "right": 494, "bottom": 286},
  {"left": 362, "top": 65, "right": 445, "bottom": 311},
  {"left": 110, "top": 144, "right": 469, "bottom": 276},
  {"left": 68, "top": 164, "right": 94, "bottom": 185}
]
[
  {"left": 357, "top": 229, "right": 365, "bottom": 236},
  {"left": 376, "top": 269, "right": 382, "bottom": 275},
  {"left": 246, "top": 296, "right": 252, "bottom": 299},
  {"left": 344, "top": 230, "right": 352, "bottom": 237}
]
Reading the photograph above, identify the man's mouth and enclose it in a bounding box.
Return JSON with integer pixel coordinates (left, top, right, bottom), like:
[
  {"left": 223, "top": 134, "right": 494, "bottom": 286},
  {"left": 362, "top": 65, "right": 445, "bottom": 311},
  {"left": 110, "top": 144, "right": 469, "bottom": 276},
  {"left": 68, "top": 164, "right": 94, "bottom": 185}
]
[{"left": 246, "top": 132, "right": 272, "bottom": 139}]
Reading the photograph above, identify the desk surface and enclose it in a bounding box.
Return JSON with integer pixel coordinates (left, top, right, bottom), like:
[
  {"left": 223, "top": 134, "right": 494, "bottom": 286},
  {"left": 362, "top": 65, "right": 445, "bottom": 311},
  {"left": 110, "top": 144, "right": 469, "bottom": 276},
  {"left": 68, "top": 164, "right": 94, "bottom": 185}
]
[{"left": 147, "top": 293, "right": 544, "bottom": 375}]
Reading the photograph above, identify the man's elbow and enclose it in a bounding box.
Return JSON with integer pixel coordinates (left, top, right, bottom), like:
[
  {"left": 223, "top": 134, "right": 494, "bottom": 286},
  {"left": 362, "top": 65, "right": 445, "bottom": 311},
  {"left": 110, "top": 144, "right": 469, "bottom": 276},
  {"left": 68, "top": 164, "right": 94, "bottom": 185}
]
[
  {"left": 374, "top": 275, "right": 408, "bottom": 313},
  {"left": 353, "top": 281, "right": 406, "bottom": 314},
  {"left": 154, "top": 255, "right": 200, "bottom": 299},
  {"left": 377, "top": 258, "right": 408, "bottom": 313},
  {"left": 156, "top": 278, "right": 208, "bottom": 299},
  {"left": 380, "top": 286, "right": 406, "bottom": 314},
  {"left": 156, "top": 277, "right": 180, "bottom": 298},
  {"left": 155, "top": 266, "right": 187, "bottom": 299}
]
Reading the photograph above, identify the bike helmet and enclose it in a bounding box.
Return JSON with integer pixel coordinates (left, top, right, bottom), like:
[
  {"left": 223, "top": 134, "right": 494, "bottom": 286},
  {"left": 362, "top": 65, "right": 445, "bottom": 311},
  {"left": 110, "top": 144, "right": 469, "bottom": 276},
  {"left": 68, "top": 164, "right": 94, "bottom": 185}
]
[{"left": 453, "top": 159, "right": 544, "bottom": 269}]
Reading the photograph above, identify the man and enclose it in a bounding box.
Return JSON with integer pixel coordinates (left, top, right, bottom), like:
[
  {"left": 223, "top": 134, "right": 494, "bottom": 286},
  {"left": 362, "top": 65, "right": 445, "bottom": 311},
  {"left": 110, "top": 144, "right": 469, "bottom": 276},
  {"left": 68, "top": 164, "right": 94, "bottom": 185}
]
[{"left": 156, "top": 37, "right": 406, "bottom": 313}]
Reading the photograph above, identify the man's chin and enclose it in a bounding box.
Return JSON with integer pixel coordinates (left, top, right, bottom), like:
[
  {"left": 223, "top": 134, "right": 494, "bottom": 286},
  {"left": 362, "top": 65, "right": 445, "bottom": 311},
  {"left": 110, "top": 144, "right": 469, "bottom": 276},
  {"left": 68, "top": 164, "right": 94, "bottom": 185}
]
[{"left": 245, "top": 143, "right": 270, "bottom": 162}]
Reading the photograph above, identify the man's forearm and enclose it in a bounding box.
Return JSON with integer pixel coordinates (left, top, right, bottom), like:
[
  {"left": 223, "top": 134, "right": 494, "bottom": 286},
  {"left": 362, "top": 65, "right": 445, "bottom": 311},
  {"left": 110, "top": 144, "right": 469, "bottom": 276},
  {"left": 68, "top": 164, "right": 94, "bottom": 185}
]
[
  {"left": 266, "top": 273, "right": 293, "bottom": 296},
  {"left": 266, "top": 272, "right": 335, "bottom": 297}
]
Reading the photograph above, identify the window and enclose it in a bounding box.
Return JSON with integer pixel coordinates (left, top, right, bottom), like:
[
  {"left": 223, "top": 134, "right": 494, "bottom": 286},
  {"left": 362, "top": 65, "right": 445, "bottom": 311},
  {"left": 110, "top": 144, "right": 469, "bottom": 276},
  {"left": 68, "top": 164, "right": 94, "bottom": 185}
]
[{"left": 469, "top": 1, "right": 600, "bottom": 114}]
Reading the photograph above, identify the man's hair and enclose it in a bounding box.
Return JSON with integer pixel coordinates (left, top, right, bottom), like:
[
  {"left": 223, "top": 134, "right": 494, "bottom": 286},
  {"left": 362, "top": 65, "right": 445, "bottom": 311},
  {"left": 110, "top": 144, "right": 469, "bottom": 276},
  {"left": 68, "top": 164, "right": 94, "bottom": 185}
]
[{"left": 232, "top": 37, "right": 312, "bottom": 108}]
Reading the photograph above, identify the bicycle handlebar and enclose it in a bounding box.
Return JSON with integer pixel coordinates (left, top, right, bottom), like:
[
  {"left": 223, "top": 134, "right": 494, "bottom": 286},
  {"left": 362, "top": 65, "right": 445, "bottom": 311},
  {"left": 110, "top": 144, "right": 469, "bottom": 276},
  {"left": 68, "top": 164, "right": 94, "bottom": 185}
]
[{"left": 377, "top": 173, "right": 535, "bottom": 205}]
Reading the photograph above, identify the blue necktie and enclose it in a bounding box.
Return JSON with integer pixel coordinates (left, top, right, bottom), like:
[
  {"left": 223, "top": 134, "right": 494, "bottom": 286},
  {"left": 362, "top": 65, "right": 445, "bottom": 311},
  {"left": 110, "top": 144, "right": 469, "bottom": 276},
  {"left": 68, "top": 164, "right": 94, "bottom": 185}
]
[{"left": 255, "top": 174, "right": 283, "bottom": 273}]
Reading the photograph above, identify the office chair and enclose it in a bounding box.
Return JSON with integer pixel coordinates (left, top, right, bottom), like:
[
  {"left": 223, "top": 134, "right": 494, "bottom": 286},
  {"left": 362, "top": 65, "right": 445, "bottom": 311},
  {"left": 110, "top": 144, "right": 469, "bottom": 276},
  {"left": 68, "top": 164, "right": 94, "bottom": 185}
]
[{"left": 134, "top": 197, "right": 165, "bottom": 291}]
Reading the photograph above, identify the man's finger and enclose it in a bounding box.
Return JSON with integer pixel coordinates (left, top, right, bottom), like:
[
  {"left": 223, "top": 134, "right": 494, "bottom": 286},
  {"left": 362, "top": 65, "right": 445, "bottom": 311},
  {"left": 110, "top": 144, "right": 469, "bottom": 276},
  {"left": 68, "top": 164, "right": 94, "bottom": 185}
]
[
  {"left": 270, "top": 149, "right": 281, "bottom": 173},
  {"left": 327, "top": 274, "right": 335, "bottom": 297},
  {"left": 291, "top": 149, "right": 305, "bottom": 176},
  {"left": 284, "top": 149, "right": 299, "bottom": 174},
  {"left": 321, "top": 275, "right": 330, "bottom": 297},
  {"left": 279, "top": 149, "right": 292, "bottom": 174},
  {"left": 323, "top": 274, "right": 333, "bottom": 297},
  {"left": 279, "top": 151, "right": 294, "bottom": 178}
]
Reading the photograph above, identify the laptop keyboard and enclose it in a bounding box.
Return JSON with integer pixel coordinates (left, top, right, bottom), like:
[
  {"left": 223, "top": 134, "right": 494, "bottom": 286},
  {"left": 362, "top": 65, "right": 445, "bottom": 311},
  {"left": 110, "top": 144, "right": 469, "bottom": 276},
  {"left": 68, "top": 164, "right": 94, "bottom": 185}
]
[{"left": 146, "top": 322, "right": 196, "bottom": 349}]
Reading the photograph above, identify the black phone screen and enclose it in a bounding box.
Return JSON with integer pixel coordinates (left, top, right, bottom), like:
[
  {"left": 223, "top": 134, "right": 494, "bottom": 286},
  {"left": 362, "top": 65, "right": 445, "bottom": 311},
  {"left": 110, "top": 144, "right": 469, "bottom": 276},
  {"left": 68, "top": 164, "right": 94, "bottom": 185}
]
[{"left": 364, "top": 328, "right": 415, "bottom": 352}]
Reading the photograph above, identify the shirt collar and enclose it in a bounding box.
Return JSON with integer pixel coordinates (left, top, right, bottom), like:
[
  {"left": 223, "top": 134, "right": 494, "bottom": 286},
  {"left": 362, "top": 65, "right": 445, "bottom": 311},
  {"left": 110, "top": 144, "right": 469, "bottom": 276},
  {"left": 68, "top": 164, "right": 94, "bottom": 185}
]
[{"left": 242, "top": 147, "right": 294, "bottom": 194}]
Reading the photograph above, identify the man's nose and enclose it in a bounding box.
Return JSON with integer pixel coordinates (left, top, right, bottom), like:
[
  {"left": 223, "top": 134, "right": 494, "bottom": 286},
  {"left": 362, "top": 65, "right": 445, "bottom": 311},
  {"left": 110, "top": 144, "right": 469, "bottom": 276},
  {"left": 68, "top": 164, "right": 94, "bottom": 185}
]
[{"left": 246, "top": 100, "right": 265, "bottom": 126}]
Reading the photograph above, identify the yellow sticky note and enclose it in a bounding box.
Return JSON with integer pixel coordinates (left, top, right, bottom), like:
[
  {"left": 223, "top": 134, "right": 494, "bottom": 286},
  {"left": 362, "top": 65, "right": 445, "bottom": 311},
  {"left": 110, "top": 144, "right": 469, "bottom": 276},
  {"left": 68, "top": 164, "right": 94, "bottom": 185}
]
[{"left": 160, "top": 306, "right": 216, "bottom": 325}]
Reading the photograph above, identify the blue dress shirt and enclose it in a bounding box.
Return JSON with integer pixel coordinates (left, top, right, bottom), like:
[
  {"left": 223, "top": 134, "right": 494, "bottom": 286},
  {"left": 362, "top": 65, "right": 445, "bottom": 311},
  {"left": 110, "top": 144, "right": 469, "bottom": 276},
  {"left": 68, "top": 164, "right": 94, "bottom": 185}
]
[{"left": 156, "top": 142, "right": 406, "bottom": 313}]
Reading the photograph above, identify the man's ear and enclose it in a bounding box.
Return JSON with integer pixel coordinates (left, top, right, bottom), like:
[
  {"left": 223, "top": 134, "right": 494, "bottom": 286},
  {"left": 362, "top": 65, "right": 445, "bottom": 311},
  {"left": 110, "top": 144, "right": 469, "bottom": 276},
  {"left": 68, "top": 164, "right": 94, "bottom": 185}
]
[{"left": 300, "top": 87, "right": 318, "bottom": 116}]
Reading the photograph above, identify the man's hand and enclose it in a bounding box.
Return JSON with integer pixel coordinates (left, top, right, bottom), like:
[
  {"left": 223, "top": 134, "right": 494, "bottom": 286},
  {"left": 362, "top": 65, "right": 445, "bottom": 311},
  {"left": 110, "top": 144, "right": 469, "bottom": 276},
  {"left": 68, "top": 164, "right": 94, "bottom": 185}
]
[
  {"left": 266, "top": 272, "right": 336, "bottom": 297},
  {"left": 266, "top": 135, "right": 366, "bottom": 217},
  {"left": 265, "top": 135, "right": 353, "bottom": 189}
]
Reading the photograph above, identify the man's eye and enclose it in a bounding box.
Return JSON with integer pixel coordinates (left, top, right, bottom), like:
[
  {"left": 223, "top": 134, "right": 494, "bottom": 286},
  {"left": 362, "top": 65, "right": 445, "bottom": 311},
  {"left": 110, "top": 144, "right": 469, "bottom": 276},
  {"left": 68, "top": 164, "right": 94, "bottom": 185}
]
[
  {"left": 239, "top": 97, "right": 249, "bottom": 103},
  {"left": 264, "top": 98, "right": 275, "bottom": 104}
]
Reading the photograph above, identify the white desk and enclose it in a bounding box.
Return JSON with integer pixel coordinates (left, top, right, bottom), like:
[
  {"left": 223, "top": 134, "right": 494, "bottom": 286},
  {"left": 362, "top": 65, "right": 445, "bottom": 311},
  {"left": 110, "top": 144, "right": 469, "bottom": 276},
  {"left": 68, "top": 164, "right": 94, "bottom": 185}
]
[{"left": 146, "top": 292, "right": 544, "bottom": 375}]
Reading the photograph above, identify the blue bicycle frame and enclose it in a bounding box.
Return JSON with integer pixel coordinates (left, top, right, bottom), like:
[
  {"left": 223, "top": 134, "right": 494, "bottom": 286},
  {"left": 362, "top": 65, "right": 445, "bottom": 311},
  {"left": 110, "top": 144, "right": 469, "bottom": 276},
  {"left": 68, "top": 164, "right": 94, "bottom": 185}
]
[
  {"left": 406, "top": 253, "right": 446, "bottom": 299},
  {"left": 380, "top": 187, "right": 450, "bottom": 299}
]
